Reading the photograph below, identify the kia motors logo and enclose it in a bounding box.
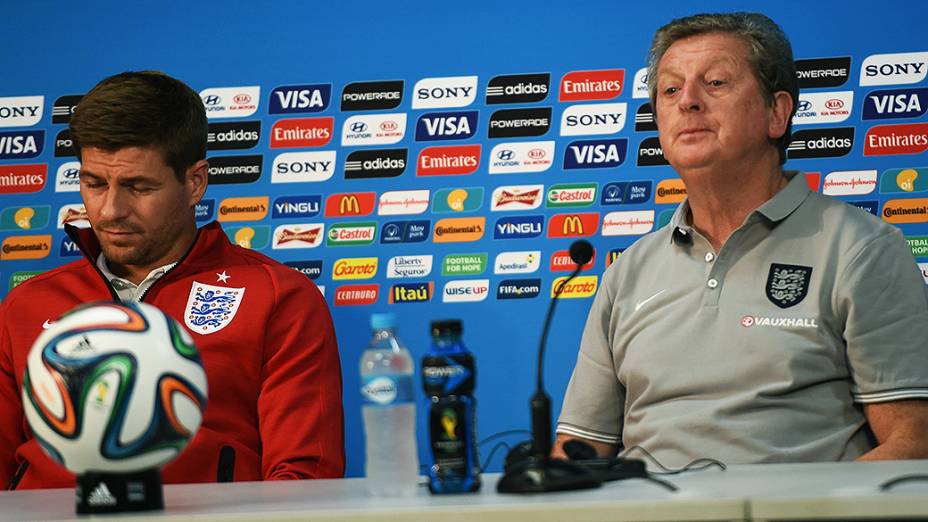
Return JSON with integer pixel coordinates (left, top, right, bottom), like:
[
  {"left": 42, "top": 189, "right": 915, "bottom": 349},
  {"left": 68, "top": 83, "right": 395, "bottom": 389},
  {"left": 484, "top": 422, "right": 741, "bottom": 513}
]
[
  {"left": 864, "top": 123, "right": 928, "bottom": 156},
  {"left": 601, "top": 181, "right": 652, "bottom": 205},
  {"left": 560, "top": 103, "right": 626, "bottom": 136},
  {"left": 270, "top": 117, "right": 333, "bottom": 149},
  {"left": 54, "top": 129, "right": 73, "bottom": 157},
  {"left": 272, "top": 151, "right": 337, "bottom": 183},
  {"left": 207, "top": 121, "right": 261, "bottom": 150},
  {"left": 787, "top": 128, "right": 854, "bottom": 159},
  {"left": 268, "top": 84, "right": 331, "bottom": 114},
  {"left": 636, "top": 136, "right": 669, "bottom": 166},
  {"left": 602, "top": 210, "right": 656, "bottom": 236},
  {"left": 52, "top": 94, "right": 82, "bottom": 124},
  {"left": 794, "top": 56, "right": 851, "bottom": 88},
  {"left": 860, "top": 51, "right": 928, "bottom": 87},
  {"left": 634, "top": 103, "right": 656, "bottom": 132},
  {"left": 380, "top": 220, "right": 430, "bottom": 244},
  {"left": 488, "top": 107, "right": 551, "bottom": 138},
  {"left": 324, "top": 193, "right": 377, "bottom": 217},
  {"left": 548, "top": 213, "right": 599, "bottom": 238},
  {"left": 862, "top": 87, "right": 928, "bottom": 120},
  {"left": 381, "top": 121, "right": 398, "bottom": 132},
  {"left": 417, "top": 145, "right": 480, "bottom": 176},
  {"left": 563, "top": 138, "right": 627, "bottom": 170},
  {"left": 0, "top": 96, "right": 43, "bottom": 128},
  {"left": 412, "top": 76, "right": 478, "bottom": 109},
  {"left": 415, "top": 110, "right": 478, "bottom": 141},
  {"left": 272, "top": 195, "right": 322, "bottom": 218},
  {"left": 199, "top": 86, "right": 260, "bottom": 119},
  {"left": 0, "top": 130, "right": 43, "bottom": 160},
  {"left": 55, "top": 161, "right": 81, "bottom": 193},
  {"left": 207, "top": 155, "right": 263, "bottom": 184},
  {"left": 344, "top": 149, "right": 407, "bottom": 179},
  {"left": 487, "top": 141, "right": 555, "bottom": 175},
  {"left": 342, "top": 113, "right": 406, "bottom": 146},
  {"left": 486, "top": 73, "right": 550, "bottom": 104},
  {"left": 559, "top": 69, "right": 624, "bottom": 102},
  {"left": 792, "top": 91, "right": 853, "bottom": 125},
  {"left": 493, "top": 215, "right": 544, "bottom": 239},
  {"left": 341, "top": 80, "right": 404, "bottom": 111},
  {"left": 0, "top": 164, "right": 46, "bottom": 194}
]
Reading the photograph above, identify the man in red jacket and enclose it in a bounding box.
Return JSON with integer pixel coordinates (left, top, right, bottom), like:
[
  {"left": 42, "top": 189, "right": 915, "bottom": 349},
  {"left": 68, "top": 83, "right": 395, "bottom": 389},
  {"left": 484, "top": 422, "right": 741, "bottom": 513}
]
[{"left": 0, "top": 71, "right": 345, "bottom": 489}]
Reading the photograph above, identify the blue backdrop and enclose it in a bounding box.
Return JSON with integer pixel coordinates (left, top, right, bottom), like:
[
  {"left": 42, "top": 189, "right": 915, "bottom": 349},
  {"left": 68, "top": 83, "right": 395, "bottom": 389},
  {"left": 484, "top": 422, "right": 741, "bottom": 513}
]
[{"left": 2, "top": 0, "right": 926, "bottom": 477}]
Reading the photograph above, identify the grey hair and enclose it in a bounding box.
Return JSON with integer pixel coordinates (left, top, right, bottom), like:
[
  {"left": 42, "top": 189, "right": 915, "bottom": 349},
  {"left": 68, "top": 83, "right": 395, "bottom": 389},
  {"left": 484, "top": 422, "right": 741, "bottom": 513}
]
[{"left": 646, "top": 12, "right": 798, "bottom": 165}]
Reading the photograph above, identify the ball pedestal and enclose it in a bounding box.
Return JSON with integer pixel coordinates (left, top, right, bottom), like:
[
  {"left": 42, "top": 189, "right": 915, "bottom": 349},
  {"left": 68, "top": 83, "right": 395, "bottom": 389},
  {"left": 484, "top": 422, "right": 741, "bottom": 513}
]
[{"left": 76, "top": 468, "right": 163, "bottom": 514}]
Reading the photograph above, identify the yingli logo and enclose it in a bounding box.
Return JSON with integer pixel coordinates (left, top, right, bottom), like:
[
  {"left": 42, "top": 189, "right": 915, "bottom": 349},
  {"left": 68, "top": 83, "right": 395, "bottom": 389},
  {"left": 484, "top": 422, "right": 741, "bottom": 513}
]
[
  {"left": 864, "top": 123, "right": 928, "bottom": 156},
  {"left": 559, "top": 69, "right": 624, "bottom": 102},
  {"left": 324, "top": 192, "right": 376, "bottom": 217}
]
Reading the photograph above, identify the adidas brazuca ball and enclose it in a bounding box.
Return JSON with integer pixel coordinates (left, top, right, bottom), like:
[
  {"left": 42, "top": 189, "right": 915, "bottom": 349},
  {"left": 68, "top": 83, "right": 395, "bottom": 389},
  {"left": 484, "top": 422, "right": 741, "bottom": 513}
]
[{"left": 22, "top": 302, "right": 208, "bottom": 475}]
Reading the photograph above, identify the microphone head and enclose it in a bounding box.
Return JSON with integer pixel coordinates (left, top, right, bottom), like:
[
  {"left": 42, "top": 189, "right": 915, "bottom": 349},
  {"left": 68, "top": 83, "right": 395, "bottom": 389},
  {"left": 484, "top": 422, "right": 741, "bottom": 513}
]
[{"left": 569, "top": 240, "right": 594, "bottom": 265}]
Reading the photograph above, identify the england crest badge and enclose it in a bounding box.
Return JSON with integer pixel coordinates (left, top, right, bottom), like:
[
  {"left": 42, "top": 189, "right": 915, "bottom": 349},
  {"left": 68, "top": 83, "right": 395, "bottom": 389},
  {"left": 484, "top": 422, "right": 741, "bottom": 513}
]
[
  {"left": 184, "top": 281, "right": 245, "bottom": 334},
  {"left": 766, "top": 263, "right": 812, "bottom": 309}
]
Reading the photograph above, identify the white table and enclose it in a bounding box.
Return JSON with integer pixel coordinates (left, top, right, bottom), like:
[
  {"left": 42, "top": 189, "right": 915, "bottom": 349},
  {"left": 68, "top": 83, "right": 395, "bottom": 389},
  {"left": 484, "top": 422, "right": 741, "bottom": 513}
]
[{"left": 1, "top": 461, "right": 926, "bottom": 521}]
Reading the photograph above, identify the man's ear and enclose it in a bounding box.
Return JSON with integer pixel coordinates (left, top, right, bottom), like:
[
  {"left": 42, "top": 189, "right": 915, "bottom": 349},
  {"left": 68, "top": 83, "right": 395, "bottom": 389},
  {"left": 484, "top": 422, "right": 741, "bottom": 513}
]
[
  {"left": 185, "top": 159, "right": 209, "bottom": 206},
  {"left": 768, "top": 91, "right": 794, "bottom": 141}
]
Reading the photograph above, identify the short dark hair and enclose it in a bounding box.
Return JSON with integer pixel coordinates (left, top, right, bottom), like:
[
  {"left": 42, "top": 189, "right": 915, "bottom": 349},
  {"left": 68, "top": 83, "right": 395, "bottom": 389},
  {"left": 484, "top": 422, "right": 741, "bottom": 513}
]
[
  {"left": 69, "top": 71, "right": 207, "bottom": 181},
  {"left": 647, "top": 12, "right": 799, "bottom": 165}
]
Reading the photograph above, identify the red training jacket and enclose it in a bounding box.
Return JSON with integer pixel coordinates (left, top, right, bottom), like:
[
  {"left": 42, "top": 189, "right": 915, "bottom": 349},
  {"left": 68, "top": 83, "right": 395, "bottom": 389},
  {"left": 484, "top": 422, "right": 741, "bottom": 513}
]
[{"left": 0, "top": 221, "right": 345, "bottom": 489}]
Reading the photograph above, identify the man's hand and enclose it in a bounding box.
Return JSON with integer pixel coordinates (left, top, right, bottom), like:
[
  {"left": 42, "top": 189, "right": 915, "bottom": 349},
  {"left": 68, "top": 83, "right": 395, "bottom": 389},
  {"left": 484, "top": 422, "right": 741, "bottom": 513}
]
[
  {"left": 859, "top": 399, "right": 928, "bottom": 460},
  {"left": 552, "top": 433, "right": 619, "bottom": 460}
]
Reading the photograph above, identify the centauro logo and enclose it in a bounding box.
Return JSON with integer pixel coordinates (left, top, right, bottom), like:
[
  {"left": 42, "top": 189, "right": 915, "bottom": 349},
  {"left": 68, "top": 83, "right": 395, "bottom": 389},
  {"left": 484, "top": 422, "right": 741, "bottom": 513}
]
[
  {"left": 550, "top": 249, "right": 595, "bottom": 272},
  {"left": 1, "top": 234, "right": 51, "bottom": 260},
  {"left": 655, "top": 179, "right": 687, "bottom": 204},
  {"left": 547, "top": 213, "right": 599, "bottom": 238},
  {"left": 389, "top": 282, "right": 434, "bottom": 303},
  {"left": 326, "top": 222, "right": 377, "bottom": 246},
  {"left": 882, "top": 198, "right": 928, "bottom": 224},
  {"left": 218, "top": 196, "right": 269, "bottom": 222},
  {"left": 433, "top": 217, "right": 485, "bottom": 243},
  {"left": 332, "top": 257, "right": 378, "bottom": 280},
  {"left": 551, "top": 275, "right": 598, "bottom": 298},
  {"left": 334, "top": 284, "right": 379, "bottom": 306},
  {"left": 324, "top": 192, "right": 376, "bottom": 217}
]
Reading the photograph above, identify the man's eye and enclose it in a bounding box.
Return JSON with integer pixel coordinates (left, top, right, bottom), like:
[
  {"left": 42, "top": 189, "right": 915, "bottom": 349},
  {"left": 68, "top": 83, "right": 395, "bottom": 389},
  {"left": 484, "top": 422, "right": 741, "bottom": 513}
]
[
  {"left": 708, "top": 80, "right": 725, "bottom": 87},
  {"left": 131, "top": 187, "right": 154, "bottom": 194},
  {"left": 663, "top": 87, "right": 679, "bottom": 95}
]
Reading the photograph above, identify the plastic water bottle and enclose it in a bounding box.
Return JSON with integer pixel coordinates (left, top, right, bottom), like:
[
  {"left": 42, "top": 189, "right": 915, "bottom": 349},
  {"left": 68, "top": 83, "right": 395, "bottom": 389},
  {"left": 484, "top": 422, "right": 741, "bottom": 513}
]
[
  {"left": 422, "top": 319, "right": 481, "bottom": 493},
  {"left": 360, "top": 313, "right": 419, "bottom": 496}
]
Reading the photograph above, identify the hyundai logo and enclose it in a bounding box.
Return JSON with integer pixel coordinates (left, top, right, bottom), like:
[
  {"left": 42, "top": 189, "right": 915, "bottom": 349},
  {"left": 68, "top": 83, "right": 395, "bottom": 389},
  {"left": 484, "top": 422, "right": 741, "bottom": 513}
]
[
  {"left": 350, "top": 122, "right": 368, "bottom": 133},
  {"left": 796, "top": 100, "right": 812, "bottom": 111},
  {"left": 63, "top": 168, "right": 80, "bottom": 179},
  {"left": 497, "top": 149, "right": 514, "bottom": 160},
  {"left": 202, "top": 95, "right": 221, "bottom": 106}
]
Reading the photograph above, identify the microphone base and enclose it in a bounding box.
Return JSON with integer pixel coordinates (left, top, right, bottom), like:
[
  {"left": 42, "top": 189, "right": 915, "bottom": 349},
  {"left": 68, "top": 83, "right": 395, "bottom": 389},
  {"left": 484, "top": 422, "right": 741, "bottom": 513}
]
[{"left": 497, "top": 456, "right": 602, "bottom": 493}]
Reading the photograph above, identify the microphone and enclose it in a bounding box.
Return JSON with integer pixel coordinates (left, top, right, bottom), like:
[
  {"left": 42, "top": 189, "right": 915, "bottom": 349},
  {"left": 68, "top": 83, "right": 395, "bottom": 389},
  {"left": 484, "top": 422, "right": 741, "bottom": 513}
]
[
  {"left": 497, "top": 240, "right": 601, "bottom": 493},
  {"left": 217, "top": 446, "right": 235, "bottom": 483}
]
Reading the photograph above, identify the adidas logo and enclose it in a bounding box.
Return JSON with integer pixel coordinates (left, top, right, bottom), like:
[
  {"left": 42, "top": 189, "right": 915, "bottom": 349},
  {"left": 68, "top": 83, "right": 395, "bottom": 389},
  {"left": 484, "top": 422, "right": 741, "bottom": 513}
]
[{"left": 87, "top": 482, "right": 117, "bottom": 506}]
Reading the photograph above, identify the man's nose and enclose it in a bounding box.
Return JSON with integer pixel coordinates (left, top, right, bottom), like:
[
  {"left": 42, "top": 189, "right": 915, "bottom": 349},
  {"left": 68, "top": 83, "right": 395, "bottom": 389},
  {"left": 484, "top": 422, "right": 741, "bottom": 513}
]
[
  {"left": 677, "top": 80, "right": 703, "bottom": 113},
  {"left": 98, "top": 187, "right": 131, "bottom": 221}
]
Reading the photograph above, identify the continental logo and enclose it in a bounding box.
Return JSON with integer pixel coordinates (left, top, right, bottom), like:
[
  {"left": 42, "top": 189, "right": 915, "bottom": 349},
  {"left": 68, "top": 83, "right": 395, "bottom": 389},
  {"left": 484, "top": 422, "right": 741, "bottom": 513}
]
[
  {"left": 442, "top": 253, "right": 487, "bottom": 276},
  {"left": 332, "top": 257, "right": 378, "bottom": 280},
  {"left": 546, "top": 183, "right": 597, "bottom": 208},
  {"left": 550, "top": 249, "right": 595, "bottom": 272},
  {"left": 334, "top": 284, "right": 379, "bottom": 306},
  {"left": 655, "top": 179, "right": 687, "bottom": 204},
  {"left": 547, "top": 213, "right": 599, "bottom": 238},
  {"left": 551, "top": 275, "right": 598, "bottom": 298},
  {"left": 227, "top": 225, "right": 271, "bottom": 250},
  {"left": 433, "top": 217, "right": 485, "bottom": 243},
  {"left": 389, "top": 282, "right": 434, "bottom": 303},
  {"left": 327, "top": 222, "right": 377, "bottom": 246},
  {"left": 324, "top": 192, "right": 376, "bottom": 217},
  {"left": 218, "top": 196, "right": 269, "bottom": 222},
  {"left": 880, "top": 167, "right": 928, "bottom": 194},
  {"left": 0, "top": 206, "right": 50, "bottom": 231},
  {"left": 272, "top": 223, "right": 324, "bottom": 249},
  {"left": 882, "top": 198, "right": 928, "bottom": 224},
  {"left": 1, "top": 234, "right": 51, "bottom": 260}
]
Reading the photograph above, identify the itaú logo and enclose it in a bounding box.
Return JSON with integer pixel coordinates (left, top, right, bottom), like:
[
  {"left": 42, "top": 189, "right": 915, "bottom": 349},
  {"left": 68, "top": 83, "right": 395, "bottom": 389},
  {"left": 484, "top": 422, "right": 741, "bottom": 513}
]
[{"left": 332, "top": 257, "right": 378, "bottom": 280}]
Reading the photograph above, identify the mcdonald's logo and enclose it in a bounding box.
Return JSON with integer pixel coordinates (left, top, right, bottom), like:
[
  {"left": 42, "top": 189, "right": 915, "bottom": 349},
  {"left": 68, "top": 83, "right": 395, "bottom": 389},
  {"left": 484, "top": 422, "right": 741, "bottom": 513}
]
[
  {"left": 324, "top": 192, "right": 376, "bottom": 217},
  {"left": 547, "top": 212, "right": 599, "bottom": 238}
]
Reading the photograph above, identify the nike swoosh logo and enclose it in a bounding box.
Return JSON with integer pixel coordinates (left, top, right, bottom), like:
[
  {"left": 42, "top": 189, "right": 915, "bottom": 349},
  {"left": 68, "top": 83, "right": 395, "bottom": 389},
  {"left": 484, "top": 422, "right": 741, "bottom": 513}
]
[
  {"left": 634, "top": 290, "right": 666, "bottom": 312},
  {"left": 42, "top": 319, "right": 55, "bottom": 329}
]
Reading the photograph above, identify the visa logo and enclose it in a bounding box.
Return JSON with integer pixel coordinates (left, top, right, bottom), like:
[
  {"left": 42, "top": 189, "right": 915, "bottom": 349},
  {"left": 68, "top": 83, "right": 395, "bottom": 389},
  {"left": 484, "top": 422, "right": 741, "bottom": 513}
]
[
  {"left": 494, "top": 215, "right": 544, "bottom": 239},
  {"left": 415, "top": 111, "right": 478, "bottom": 141},
  {"left": 0, "top": 130, "right": 44, "bottom": 159},
  {"left": 863, "top": 87, "right": 928, "bottom": 120},
  {"left": 563, "top": 138, "right": 627, "bottom": 169},
  {"left": 272, "top": 195, "right": 322, "bottom": 218},
  {"left": 269, "top": 84, "right": 332, "bottom": 114}
]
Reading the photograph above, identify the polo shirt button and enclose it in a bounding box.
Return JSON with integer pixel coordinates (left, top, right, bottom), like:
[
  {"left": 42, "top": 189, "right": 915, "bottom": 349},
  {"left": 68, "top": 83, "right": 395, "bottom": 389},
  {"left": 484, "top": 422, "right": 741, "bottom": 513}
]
[
  {"left": 705, "top": 252, "right": 715, "bottom": 263},
  {"left": 707, "top": 278, "right": 719, "bottom": 289}
]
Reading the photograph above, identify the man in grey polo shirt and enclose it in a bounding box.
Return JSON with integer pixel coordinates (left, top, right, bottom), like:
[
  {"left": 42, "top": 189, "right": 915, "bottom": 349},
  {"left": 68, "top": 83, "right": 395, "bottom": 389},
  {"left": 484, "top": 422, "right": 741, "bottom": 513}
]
[{"left": 555, "top": 12, "right": 928, "bottom": 466}]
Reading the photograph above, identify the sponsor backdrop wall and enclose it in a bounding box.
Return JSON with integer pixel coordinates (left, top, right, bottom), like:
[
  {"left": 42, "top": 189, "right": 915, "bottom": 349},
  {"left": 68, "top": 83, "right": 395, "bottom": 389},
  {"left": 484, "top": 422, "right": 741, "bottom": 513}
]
[{"left": 2, "top": 0, "right": 927, "bottom": 477}]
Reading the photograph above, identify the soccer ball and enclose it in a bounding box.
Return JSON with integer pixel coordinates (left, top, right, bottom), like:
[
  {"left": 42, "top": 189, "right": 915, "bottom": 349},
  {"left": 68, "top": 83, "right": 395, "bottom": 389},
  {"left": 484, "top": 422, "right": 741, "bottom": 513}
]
[{"left": 21, "top": 302, "right": 208, "bottom": 474}]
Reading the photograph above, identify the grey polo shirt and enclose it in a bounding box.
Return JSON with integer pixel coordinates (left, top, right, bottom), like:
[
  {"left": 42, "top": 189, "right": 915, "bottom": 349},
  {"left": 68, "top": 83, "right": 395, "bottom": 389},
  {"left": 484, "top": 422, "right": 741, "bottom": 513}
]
[{"left": 557, "top": 171, "right": 928, "bottom": 466}]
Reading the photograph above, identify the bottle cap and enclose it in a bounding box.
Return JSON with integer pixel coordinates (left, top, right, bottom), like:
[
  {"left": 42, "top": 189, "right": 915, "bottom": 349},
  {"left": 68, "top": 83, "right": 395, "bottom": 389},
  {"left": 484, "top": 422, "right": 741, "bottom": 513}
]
[
  {"left": 370, "top": 313, "right": 396, "bottom": 330},
  {"left": 430, "top": 319, "right": 462, "bottom": 337}
]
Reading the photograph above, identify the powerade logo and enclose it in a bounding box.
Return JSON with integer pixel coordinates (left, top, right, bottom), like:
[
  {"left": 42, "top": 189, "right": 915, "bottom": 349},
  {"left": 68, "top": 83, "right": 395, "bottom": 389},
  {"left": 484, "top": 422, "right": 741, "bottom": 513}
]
[
  {"left": 497, "top": 278, "right": 541, "bottom": 300},
  {"left": 59, "top": 237, "right": 80, "bottom": 257},
  {"left": 344, "top": 149, "right": 407, "bottom": 179},
  {"left": 563, "top": 138, "right": 627, "bottom": 169},
  {"left": 795, "top": 56, "right": 851, "bottom": 89},
  {"left": 195, "top": 199, "right": 215, "bottom": 222},
  {"left": 860, "top": 52, "right": 928, "bottom": 87},
  {"left": 787, "top": 128, "right": 854, "bottom": 159},
  {"left": 207, "top": 121, "right": 261, "bottom": 150},
  {"left": 52, "top": 94, "right": 82, "bottom": 124},
  {"left": 380, "top": 220, "right": 430, "bottom": 244},
  {"left": 486, "top": 73, "right": 550, "bottom": 105},
  {"left": 285, "top": 260, "right": 323, "bottom": 280},
  {"left": 601, "top": 181, "right": 652, "bottom": 205},
  {"left": 54, "top": 129, "right": 73, "bottom": 157},
  {"left": 415, "top": 110, "right": 478, "bottom": 141},
  {"left": 494, "top": 215, "right": 544, "bottom": 239},
  {"left": 637, "top": 136, "right": 669, "bottom": 166},
  {"left": 389, "top": 282, "right": 433, "bottom": 303},
  {"left": 207, "top": 155, "right": 263, "bottom": 184},
  {"left": 341, "top": 80, "right": 404, "bottom": 111},
  {"left": 863, "top": 88, "right": 928, "bottom": 120},
  {"left": 488, "top": 107, "right": 552, "bottom": 138},
  {"left": 268, "top": 84, "right": 331, "bottom": 114},
  {"left": 635, "top": 103, "right": 656, "bottom": 132},
  {"left": 272, "top": 195, "right": 322, "bottom": 218},
  {"left": 0, "top": 130, "right": 43, "bottom": 160}
]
